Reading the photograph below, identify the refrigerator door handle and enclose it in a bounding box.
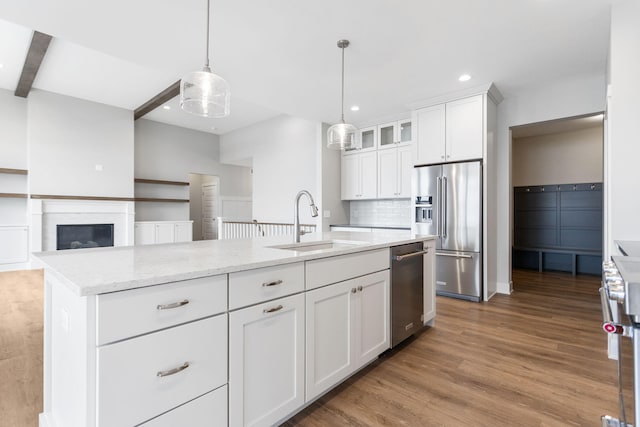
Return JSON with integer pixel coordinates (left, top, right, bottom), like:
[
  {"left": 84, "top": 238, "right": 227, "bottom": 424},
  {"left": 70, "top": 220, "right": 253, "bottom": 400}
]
[
  {"left": 442, "top": 176, "right": 447, "bottom": 238},
  {"left": 436, "top": 176, "right": 442, "bottom": 237}
]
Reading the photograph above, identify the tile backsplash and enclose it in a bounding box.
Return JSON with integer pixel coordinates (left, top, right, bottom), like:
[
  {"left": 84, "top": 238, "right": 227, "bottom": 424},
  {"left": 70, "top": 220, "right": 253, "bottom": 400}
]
[{"left": 349, "top": 199, "right": 411, "bottom": 227}]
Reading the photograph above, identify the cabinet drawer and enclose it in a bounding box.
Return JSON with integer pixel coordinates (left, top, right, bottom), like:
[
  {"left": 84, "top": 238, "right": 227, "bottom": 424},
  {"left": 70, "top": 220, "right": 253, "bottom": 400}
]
[
  {"left": 305, "top": 248, "right": 390, "bottom": 290},
  {"left": 140, "top": 385, "right": 227, "bottom": 426},
  {"left": 229, "top": 262, "right": 304, "bottom": 310},
  {"left": 97, "top": 274, "right": 227, "bottom": 345},
  {"left": 97, "top": 315, "right": 227, "bottom": 427}
]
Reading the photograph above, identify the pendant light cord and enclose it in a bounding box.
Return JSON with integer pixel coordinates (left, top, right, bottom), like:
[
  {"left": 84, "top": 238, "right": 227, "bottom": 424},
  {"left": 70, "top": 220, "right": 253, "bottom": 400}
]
[
  {"left": 340, "top": 45, "right": 345, "bottom": 123},
  {"left": 205, "top": 0, "right": 211, "bottom": 70}
]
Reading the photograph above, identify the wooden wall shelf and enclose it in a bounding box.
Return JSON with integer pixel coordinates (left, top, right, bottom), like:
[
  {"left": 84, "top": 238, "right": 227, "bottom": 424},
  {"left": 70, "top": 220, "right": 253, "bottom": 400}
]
[
  {"left": 134, "top": 178, "right": 189, "bottom": 186},
  {"left": 134, "top": 197, "right": 189, "bottom": 203},
  {"left": 0, "top": 168, "right": 28, "bottom": 175},
  {"left": 0, "top": 193, "right": 28, "bottom": 199},
  {"left": 31, "top": 195, "right": 136, "bottom": 202}
]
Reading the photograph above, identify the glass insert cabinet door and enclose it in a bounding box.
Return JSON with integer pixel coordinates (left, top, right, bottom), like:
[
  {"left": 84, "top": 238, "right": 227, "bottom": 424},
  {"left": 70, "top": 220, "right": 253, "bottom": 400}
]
[
  {"left": 377, "top": 119, "right": 412, "bottom": 148},
  {"left": 346, "top": 127, "right": 377, "bottom": 152}
]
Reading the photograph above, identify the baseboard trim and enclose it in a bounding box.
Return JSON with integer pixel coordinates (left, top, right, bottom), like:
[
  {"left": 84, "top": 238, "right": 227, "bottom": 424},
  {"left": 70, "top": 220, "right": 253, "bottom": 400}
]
[
  {"left": 496, "top": 281, "right": 512, "bottom": 295},
  {"left": 0, "top": 262, "right": 30, "bottom": 272}
]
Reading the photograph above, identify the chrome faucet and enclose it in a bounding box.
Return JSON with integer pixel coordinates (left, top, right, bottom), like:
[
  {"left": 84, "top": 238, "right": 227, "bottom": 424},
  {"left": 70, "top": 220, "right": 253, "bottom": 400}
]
[{"left": 294, "top": 190, "right": 319, "bottom": 243}]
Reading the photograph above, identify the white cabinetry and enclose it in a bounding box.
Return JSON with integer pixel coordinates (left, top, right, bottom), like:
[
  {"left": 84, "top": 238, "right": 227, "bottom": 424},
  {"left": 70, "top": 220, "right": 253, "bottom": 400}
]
[
  {"left": 135, "top": 221, "right": 193, "bottom": 245},
  {"left": 377, "top": 145, "right": 412, "bottom": 198},
  {"left": 229, "top": 293, "right": 305, "bottom": 427},
  {"left": 140, "top": 386, "right": 227, "bottom": 426},
  {"left": 423, "top": 239, "right": 436, "bottom": 324},
  {"left": 413, "top": 94, "right": 483, "bottom": 165},
  {"left": 0, "top": 225, "right": 28, "bottom": 265},
  {"left": 341, "top": 151, "right": 377, "bottom": 200},
  {"left": 378, "top": 118, "right": 412, "bottom": 149},
  {"left": 305, "top": 270, "right": 390, "bottom": 401}
]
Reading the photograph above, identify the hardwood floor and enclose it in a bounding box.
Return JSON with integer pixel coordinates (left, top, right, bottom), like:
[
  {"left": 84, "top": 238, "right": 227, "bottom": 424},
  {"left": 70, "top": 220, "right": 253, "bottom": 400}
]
[
  {"left": 0, "top": 269, "right": 624, "bottom": 426},
  {"left": 286, "top": 269, "right": 622, "bottom": 426},
  {"left": 0, "top": 269, "right": 43, "bottom": 427}
]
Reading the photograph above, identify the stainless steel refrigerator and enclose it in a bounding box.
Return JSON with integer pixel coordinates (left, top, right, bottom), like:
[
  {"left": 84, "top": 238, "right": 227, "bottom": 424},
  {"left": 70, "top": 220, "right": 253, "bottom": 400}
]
[{"left": 412, "top": 160, "right": 482, "bottom": 301}]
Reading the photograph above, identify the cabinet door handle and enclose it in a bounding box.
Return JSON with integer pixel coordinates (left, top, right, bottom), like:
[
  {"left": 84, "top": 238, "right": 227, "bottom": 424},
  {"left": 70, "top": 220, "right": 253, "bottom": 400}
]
[
  {"left": 262, "top": 279, "right": 283, "bottom": 287},
  {"left": 263, "top": 304, "right": 283, "bottom": 314},
  {"left": 157, "top": 362, "right": 190, "bottom": 378},
  {"left": 441, "top": 155, "right": 445, "bottom": 159},
  {"left": 357, "top": 286, "right": 363, "bottom": 292},
  {"left": 157, "top": 299, "right": 190, "bottom": 310},
  {"left": 351, "top": 288, "right": 357, "bottom": 293}
]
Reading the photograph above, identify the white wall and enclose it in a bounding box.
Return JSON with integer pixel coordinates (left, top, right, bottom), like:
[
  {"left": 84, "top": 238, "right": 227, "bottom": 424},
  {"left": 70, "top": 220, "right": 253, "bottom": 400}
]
[
  {"left": 607, "top": 0, "right": 640, "bottom": 256},
  {"left": 318, "top": 122, "right": 349, "bottom": 231},
  {"left": 0, "top": 88, "right": 27, "bottom": 169},
  {"left": 28, "top": 90, "right": 134, "bottom": 198},
  {"left": 134, "top": 119, "right": 252, "bottom": 221},
  {"left": 495, "top": 73, "right": 606, "bottom": 293},
  {"left": 0, "top": 88, "right": 28, "bottom": 225},
  {"left": 220, "top": 115, "right": 323, "bottom": 226},
  {"left": 512, "top": 127, "right": 603, "bottom": 187}
]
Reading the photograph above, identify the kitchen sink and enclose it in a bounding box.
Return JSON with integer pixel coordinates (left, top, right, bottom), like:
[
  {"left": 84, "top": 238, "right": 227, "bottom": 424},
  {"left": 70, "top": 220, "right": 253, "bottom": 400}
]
[{"left": 269, "top": 240, "right": 367, "bottom": 252}]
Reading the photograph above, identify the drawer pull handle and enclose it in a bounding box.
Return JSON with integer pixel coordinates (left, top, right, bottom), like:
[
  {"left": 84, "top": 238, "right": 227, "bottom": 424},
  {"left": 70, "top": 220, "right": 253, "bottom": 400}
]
[
  {"left": 357, "top": 286, "right": 363, "bottom": 292},
  {"left": 263, "top": 304, "right": 283, "bottom": 314},
  {"left": 262, "top": 279, "right": 283, "bottom": 287},
  {"left": 157, "top": 362, "right": 190, "bottom": 378},
  {"left": 157, "top": 299, "right": 190, "bottom": 310}
]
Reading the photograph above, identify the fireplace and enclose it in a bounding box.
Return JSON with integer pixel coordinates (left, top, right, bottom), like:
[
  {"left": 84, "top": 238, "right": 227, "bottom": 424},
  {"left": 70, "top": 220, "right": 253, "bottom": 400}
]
[{"left": 56, "top": 224, "right": 114, "bottom": 250}]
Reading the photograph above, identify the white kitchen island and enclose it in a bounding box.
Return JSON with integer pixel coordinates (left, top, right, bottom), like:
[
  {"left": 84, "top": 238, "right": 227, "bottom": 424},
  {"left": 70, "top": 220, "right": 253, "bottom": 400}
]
[{"left": 33, "top": 231, "right": 436, "bottom": 427}]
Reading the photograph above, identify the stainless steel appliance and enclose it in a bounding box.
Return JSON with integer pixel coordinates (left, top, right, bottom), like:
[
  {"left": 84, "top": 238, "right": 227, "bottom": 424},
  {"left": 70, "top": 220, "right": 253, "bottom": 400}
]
[
  {"left": 600, "top": 246, "right": 640, "bottom": 426},
  {"left": 412, "top": 161, "right": 482, "bottom": 301},
  {"left": 390, "top": 242, "right": 427, "bottom": 347}
]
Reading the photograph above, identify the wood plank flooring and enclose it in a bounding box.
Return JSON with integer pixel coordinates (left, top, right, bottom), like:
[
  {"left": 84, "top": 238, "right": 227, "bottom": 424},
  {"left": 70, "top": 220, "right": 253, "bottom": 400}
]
[
  {"left": 0, "top": 269, "right": 626, "bottom": 426},
  {"left": 0, "top": 269, "right": 43, "bottom": 427},
  {"left": 286, "top": 269, "right": 624, "bottom": 426}
]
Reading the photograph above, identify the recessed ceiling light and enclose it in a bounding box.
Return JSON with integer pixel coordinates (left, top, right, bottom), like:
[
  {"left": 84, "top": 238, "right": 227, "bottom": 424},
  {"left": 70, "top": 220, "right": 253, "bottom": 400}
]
[
  {"left": 350, "top": 105, "right": 360, "bottom": 111},
  {"left": 458, "top": 74, "right": 471, "bottom": 82},
  {"left": 163, "top": 105, "right": 171, "bottom": 110}
]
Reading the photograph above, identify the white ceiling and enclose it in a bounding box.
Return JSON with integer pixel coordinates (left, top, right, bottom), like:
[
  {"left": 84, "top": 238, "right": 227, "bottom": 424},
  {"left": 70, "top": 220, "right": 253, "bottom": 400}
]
[{"left": 0, "top": 0, "right": 612, "bottom": 135}]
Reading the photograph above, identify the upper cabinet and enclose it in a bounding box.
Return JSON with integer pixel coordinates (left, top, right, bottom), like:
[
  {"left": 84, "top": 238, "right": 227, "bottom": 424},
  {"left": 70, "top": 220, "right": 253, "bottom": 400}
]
[
  {"left": 341, "top": 151, "right": 377, "bottom": 200},
  {"left": 377, "top": 145, "right": 412, "bottom": 199},
  {"left": 413, "top": 94, "right": 483, "bottom": 165},
  {"left": 378, "top": 119, "right": 412, "bottom": 149}
]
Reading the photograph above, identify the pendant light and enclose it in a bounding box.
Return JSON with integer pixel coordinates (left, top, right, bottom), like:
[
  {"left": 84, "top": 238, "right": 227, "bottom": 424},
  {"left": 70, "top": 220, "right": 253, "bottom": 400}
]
[
  {"left": 327, "top": 40, "right": 357, "bottom": 150},
  {"left": 180, "top": 0, "right": 230, "bottom": 118}
]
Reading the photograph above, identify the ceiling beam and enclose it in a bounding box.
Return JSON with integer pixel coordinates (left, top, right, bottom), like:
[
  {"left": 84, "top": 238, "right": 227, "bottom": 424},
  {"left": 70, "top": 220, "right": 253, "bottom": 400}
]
[
  {"left": 134, "top": 80, "right": 181, "bottom": 120},
  {"left": 15, "top": 31, "right": 53, "bottom": 98}
]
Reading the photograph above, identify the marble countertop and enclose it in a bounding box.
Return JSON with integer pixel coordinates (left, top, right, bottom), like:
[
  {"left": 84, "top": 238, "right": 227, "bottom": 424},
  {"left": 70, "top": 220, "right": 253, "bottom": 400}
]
[
  {"left": 616, "top": 240, "right": 640, "bottom": 257},
  {"left": 33, "top": 231, "right": 436, "bottom": 297},
  {"left": 330, "top": 224, "right": 411, "bottom": 230}
]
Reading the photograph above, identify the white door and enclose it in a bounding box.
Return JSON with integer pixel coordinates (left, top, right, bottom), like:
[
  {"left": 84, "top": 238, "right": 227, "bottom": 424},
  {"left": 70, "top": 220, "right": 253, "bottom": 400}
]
[
  {"left": 305, "top": 279, "right": 356, "bottom": 401},
  {"left": 202, "top": 182, "right": 219, "bottom": 240},
  {"left": 341, "top": 154, "right": 359, "bottom": 200},
  {"left": 446, "top": 94, "right": 483, "bottom": 162},
  {"left": 134, "top": 223, "right": 156, "bottom": 245},
  {"left": 413, "top": 103, "right": 446, "bottom": 165},
  {"left": 229, "top": 294, "right": 305, "bottom": 427},
  {"left": 354, "top": 270, "right": 390, "bottom": 368},
  {"left": 174, "top": 223, "right": 193, "bottom": 243},
  {"left": 155, "top": 223, "right": 174, "bottom": 244},
  {"left": 397, "top": 145, "right": 413, "bottom": 198},
  {"left": 377, "top": 148, "right": 398, "bottom": 198},
  {"left": 359, "top": 151, "right": 378, "bottom": 199}
]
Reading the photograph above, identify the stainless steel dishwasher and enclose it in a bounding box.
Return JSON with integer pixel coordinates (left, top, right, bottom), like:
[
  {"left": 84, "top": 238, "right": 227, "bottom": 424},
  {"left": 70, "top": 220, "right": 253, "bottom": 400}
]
[{"left": 391, "top": 242, "right": 427, "bottom": 347}]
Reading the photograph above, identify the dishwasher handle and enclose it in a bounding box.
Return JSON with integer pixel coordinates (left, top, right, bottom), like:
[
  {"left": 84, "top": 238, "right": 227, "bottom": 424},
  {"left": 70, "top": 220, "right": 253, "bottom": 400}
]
[{"left": 393, "top": 248, "right": 430, "bottom": 262}]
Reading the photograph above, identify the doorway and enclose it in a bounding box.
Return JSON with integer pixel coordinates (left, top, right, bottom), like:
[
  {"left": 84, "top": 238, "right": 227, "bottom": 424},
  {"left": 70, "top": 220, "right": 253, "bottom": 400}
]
[
  {"left": 189, "top": 174, "right": 220, "bottom": 240},
  {"left": 509, "top": 113, "right": 604, "bottom": 287}
]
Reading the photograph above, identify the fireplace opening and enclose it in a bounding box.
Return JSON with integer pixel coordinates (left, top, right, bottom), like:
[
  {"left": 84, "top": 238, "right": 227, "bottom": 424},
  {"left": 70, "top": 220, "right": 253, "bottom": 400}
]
[{"left": 56, "top": 224, "right": 114, "bottom": 250}]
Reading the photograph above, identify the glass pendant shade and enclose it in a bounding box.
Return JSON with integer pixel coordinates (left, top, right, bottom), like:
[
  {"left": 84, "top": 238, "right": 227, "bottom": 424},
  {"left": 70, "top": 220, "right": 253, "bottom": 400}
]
[
  {"left": 327, "top": 122, "right": 358, "bottom": 150},
  {"left": 180, "top": 68, "right": 230, "bottom": 118}
]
